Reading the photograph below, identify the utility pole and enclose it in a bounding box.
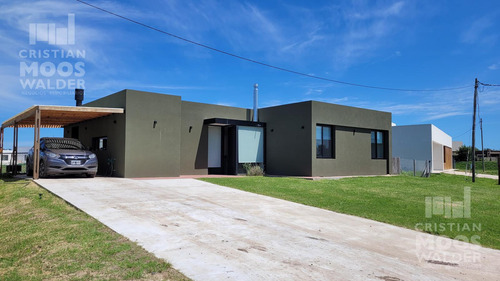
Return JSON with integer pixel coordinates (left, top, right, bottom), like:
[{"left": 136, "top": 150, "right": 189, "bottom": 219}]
[
  {"left": 471, "top": 78, "right": 478, "bottom": 182},
  {"left": 480, "top": 118, "right": 485, "bottom": 172}
]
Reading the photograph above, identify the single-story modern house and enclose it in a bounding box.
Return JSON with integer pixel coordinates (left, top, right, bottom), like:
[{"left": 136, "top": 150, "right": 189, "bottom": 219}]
[
  {"left": 392, "top": 124, "right": 452, "bottom": 172},
  {"left": 63, "top": 89, "right": 392, "bottom": 178}
]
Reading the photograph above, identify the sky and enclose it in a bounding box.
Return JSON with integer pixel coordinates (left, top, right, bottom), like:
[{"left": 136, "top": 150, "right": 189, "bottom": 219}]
[{"left": 0, "top": 0, "right": 499, "bottom": 150}]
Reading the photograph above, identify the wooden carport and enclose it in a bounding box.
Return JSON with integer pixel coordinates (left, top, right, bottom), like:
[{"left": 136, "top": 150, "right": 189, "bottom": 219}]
[{"left": 0, "top": 105, "right": 124, "bottom": 179}]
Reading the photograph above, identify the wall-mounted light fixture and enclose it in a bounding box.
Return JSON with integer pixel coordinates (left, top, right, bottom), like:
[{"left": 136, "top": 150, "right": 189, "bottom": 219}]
[
  {"left": 153, "top": 120, "right": 157, "bottom": 128},
  {"left": 189, "top": 126, "right": 193, "bottom": 133}
]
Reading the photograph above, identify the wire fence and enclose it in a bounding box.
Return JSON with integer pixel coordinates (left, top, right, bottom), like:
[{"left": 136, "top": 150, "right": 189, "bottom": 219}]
[
  {"left": 1, "top": 152, "right": 28, "bottom": 175},
  {"left": 392, "top": 157, "right": 432, "bottom": 177}
]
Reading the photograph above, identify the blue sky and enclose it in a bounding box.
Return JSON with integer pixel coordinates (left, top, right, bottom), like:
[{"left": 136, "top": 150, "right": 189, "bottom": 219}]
[{"left": 1, "top": 0, "right": 499, "bottom": 149}]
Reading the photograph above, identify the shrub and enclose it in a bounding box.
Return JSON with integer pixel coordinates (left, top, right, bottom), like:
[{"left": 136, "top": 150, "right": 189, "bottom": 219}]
[{"left": 242, "top": 163, "right": 264, "bottom": 176}]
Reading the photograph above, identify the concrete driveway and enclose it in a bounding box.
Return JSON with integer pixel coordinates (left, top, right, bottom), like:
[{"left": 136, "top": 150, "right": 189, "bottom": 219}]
[{"left": 35, "top": 178, "right": 500, "bottom": 281}]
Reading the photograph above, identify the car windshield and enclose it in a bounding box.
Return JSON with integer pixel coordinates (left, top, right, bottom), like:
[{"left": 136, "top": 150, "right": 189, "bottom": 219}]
[{"left": 44, "top": 139, "right": 84, "bottom": 150}]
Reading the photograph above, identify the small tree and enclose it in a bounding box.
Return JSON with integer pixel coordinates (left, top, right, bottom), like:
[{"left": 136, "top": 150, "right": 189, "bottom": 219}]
[{"left": 455, "top": 145, "right": 477, "bottom": 162}]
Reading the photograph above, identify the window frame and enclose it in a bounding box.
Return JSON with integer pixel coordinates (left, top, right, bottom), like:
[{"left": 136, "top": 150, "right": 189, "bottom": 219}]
[
  {"left": 92, "top": 136, "right": 108, "bottom": 151},
  {"left": 316, "top": 124, "right": 335, "bottom": 159},
  {"left": 371, "top": 130, "right": 387, "bottom": 159}
]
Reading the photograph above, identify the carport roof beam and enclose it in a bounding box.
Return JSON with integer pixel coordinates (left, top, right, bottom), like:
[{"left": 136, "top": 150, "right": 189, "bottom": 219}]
[{"left": 1, "top": 105, "right": 124, "bottom": 129}]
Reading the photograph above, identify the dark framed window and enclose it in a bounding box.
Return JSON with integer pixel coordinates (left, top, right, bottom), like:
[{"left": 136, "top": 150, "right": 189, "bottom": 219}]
[
  {"left": 316, "top": 125, "right": 334, "bottom": 158},
  {"left": 92, "top": 136, "right": 108, "bottom": 151},
  {"left": 371, "top": 131, "right": 386, "bottom": 159}
]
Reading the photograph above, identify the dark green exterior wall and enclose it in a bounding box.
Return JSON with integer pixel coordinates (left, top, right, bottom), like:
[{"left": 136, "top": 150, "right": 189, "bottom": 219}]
[
  {"left": 310, "top": 101, "right": 392, "bottom": 176},
  {"left": 65, "top": 89, "right": 182, "bottom": 178},
  {"left": 259, "top": 101, "right": 391, "bottom": 177},
  {"left": 259, "top": 102, "right": 312, "bottom": 176},
  {"left": 180, "top": 101, "right": 251, "bottom": 175},
  {"left": 64, "top": 91, "right": 127, "bottom": 177},
  {"left": 123, "top": 90, "right": 181, "bottom": 178}
]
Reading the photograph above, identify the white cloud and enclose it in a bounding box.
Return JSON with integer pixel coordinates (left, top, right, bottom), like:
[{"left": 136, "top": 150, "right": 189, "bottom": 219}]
[
  {"left": 304, "top": 88, "right": 324, "bottom": 95},
  {"left": 421, "top": 111, "right": 468, "bottom": 121},
  {"left": 348, "top": 1, "right": 405, "bottom": 20},
  {"left": 313, "top": 97, "right": 349, "bottom": 104},
  {"left": 461, "top": 15, "right": 498, "bottom": 46},
  {"left": 488, "top": 63, "right": 498, "bottom": 70},
  {"left": 215, "top": 102, "right": 236, "bottom": 107},
  {"left": 331, "top": 1, "right": 411, "bottom": 69}
]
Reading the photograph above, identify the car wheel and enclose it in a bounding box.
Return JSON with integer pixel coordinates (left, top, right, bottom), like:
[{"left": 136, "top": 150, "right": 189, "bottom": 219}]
[{"left": 39, "top": 161, "right": 47, "bottom": 178}]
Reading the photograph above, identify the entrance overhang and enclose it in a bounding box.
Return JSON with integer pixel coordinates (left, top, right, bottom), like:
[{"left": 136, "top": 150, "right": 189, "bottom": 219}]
[{"left": 204, "top": 118, "right": 265, "bottom": 127}]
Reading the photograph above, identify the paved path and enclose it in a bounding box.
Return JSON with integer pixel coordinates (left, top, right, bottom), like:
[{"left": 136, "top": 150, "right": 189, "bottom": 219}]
[
  {"left": 442, "top": 170, "right": 498, "bottom": 180},
  {"left": 36, "top": 178, "right": 500, "bottom": 281}
]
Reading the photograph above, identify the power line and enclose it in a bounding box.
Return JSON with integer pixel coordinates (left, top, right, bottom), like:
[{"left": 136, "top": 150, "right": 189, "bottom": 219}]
[
  {"left": 479, "top": 82, "right": 500, "bottom": 87},
  {"left": 75, "top": 0, "right": 472, "bottom": 92},
  {"left": 453, "top": 129, "right": 471, "bottom": 139}
]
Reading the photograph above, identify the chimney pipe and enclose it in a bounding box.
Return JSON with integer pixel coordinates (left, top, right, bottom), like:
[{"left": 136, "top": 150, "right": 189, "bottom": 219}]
[
  {"left": 253, "top": 83, "right": 258, "bottom": 122},
  {"left": 75, "top": 88, "right": 84, "bottom": 106}
]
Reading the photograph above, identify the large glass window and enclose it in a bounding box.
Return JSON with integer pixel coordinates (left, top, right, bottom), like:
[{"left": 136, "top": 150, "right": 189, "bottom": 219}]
[
  {"left": 371, "top": 131, "right": 386, "bottom": 159},
  {"left": 237, "top": 126, "right": 264, "bottom": 163},
  {"left": 316, "top": 125, "right": 334, "bottom": 158}
]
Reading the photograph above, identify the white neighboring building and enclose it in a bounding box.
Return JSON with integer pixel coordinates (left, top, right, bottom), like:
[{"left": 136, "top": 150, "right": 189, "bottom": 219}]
[
  {"left": 1, "top": 150, "right": 11, "bottom": 165},
  {"left": 392, "top": 124, "right": 453, "bottom": 172},
  {"left": 1, "top": 149, "right": 29, "bottom": 165}
]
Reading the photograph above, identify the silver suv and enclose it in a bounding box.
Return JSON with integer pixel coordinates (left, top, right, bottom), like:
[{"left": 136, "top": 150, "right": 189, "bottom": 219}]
[{"left": 27, "top": 138, "right": 98, "bottom": 178}]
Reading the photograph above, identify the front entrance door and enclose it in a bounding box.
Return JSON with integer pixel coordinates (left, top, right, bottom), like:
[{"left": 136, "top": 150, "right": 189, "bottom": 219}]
[
  {"left": 444, "top": 146, "right": 452, "bottom": 170},
  {"left": 208, "top": 126, "right": 221, "bottom": 169},
  {"left": 208, "top": 125, "right": 237, "bottom": 175}
]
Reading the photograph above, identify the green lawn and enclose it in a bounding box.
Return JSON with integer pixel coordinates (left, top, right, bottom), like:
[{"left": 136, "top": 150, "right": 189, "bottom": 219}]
[
  {"left": 0, "top": 178, "right": 189, "bottom": 281},
  {"left": 202, "top": 174, "right": 500, "bottom": 250},
  {"left": 455, "top": 161, "right": 498, "bottom": 176},
  {"left": 1, "top": 164, "right": 26, "bottom": 174}
]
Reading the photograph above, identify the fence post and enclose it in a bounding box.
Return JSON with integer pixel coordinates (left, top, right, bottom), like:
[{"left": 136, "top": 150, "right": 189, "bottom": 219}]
[{"left": 413, "top": 159, "right": 416, "bottom": 177}]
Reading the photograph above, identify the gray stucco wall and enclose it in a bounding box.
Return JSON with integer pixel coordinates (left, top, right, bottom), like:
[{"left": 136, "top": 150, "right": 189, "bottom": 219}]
[
  {"left": 180, "top": 101, "right": 251, "bottom": 175},
  {"left": 259, "top": 102, "right": 312, "bottom": 176},
  {"left": 310, "top": 101, "right": 392, "bottom": 176}
]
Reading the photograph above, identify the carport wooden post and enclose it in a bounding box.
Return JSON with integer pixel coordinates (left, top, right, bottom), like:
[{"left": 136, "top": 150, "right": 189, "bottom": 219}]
[
  {"left": 12, "top": 123, "right": 18, "bottom": 176},
  {"left": 33, "top": 108, "right": 41, "bottom": 180}
]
